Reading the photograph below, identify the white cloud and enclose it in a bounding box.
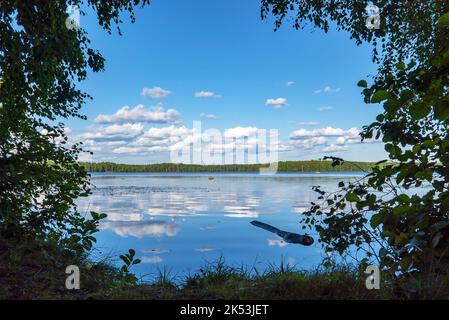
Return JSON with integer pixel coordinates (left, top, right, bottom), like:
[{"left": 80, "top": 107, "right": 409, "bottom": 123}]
[
  {"left": 325, "top": 86, "right": 339, "bottom": 93},
  {"left": 265, "top": 97, "right": 288, "bottom": 109},
  {"left": 148, "top": 207, "right": 204, "bottom": 217},
  {"left": 304, "top": 136, "right": 328, "bottom": 145},
  {"left": 268, "top": 238, "right": 288, "bottom": 247},
  {"left": 105, "top": 140, "right": 128, "bottom": 147},
  {"left": 194, "top": 248, "right": 216, "bottom": 252},
  {"left": 336, "top": 136, "right": 379, "bottom": 145},
  {"left": 81, "top": 139, "right": 102, "bottom": 152},
  {"left": 286, "top": 126, "right": 363, "bottom": 152},
  {"left": 291, "top": 121, "right": 318, "bottom": 126},
  {"left": 224, "top": 126, "right": 258, "bottom": 139},
  {"left": 314, "top": 86, "right": 341, "bottom": 94},
  {"left": 100, "top": 220, "right": 180, "bottom": 238},
  {"left": 289, "top": 136, "right": 329, "bottom": 149},
  {"left": 112, "top": 146, "right": 168, "bottom": 154},
  {"left": 79, "top": 123, "right": 144, "bottom": 141},
  {"left": 286, "top": 81, "right": 295, "bottom": 87},
  {"left": 141, "top": 248, "right": 170, "bottom": 254},
  {"left": 105, "top": 124, "right": 280, "bottom": 159},
  {"left": 96, "top": 156, "right": 118, "bottom": 161},
  {"left": 194, "top": 91, "right": 221, "bottom": 98},
  {"left": 95, "top": 104, "right": 180, "bottom": 124},
  {"left": 200, "top": 113, "right": 217, "bottom": 119},
  {"left": 106, "top": 213, "right": 143, "bottom": 222},
  {"left": 141, "top": 256, "right": 163, "bottom": 263},
  {"left": 361, "top": 137, "right": 382, "bottom": 144},
  {"left": 224, "top": 210, "right": 259, "bottom": 218},
  {"left": 335, "top": 136, "right": 346, "bottom": 145},
  {"left": 77, "top": 152, "right": 93, "bottom": 162},
  {"left": 81, "top": 122, "right": 278, "bottom": 159},
  {"left": 322, "top": 144, "right": 349, "bottom": 153},
  {"left": 319, "top": 106, "right": 334, "bottom": 111},
  {"left": 141, "top": 86, "right": 172, "bottom": 99},
  {"left": 140, "top": 125, "right": 192, "bottom": 140},
  {"left": 292, "top": 207, "right": 308, "bottom": 213},
  {"left": 134, "top": 125, "right": 193, "bottom": 146},
  {"left": 110, "top": 125, "right": 196, "bottom": 154},
  {"left": 290, "top": 127, "right": 359, "bottom": 139},
  {"left": 285, "top": 126, "right": 381, "bottom": 153}
]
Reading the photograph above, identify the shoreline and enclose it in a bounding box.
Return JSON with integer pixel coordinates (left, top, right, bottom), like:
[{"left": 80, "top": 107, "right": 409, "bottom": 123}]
[{"left": 88, "top": 171, "right": 367, "bottom": 176}]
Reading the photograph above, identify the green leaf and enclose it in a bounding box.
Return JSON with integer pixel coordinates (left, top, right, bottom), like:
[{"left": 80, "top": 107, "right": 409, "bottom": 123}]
[
  {"left": 357, "top": 80, "right": 368, "bottom": 88},
  {"left": 442, "top": 139, "right": 449, "bottom": 151},
  {"left": 132, "top": 259, "right": 142, "bottom": 265},
  {"left": 443, "top": 50, "right": 449, "bottom": 64},
  {"left": 412, "top": 145, "right": 421, "bottom": 155},
  {"left": 394, "top": 194, "right": 410, "bottom": 204},
  {"left": 434, "top": 104, "right": 449, "bottom": 121},
  {"left": 399, "top": 89, "right": 414, "bottom": 103},
  {"left": 346, "top": 193, "right": 360, "bottom": 202},
  {"left": 393, "top": 205, "right": 410, "bottom": 216},
  {"left": 91, "top": 211, "right": 99, "bottom": 220},
  {"left": 407, "top": 61, "right": 417, "bottom": 69},
  {"left": 371, "top": 90, "right": 390, "bottom": 103},
  {"left": 396, "top": 61, "right": 405, "bottom": 70},
  {"left": 415, "top": 171, "right": 432, "bottom": 181},
  {"left": 379, "top": 248, "right": 388, "bottom": 258},
  {"left": 120, "top": 255, "right": 130, "bottom": 265},
  {"left": 370, "top": 214, "right": 383, "bottom": 228},
  {"left": 433, "top": 180, "right": 445, "bottom": 192},
  {"left": 438, "top": 12, "right": 449, "bottom": 27},
  {"left": 397, "top": 170, "right": 409, "bottom": 184},
  {"left": 395, "top": 232, "right": 409, "bottom": 246}
]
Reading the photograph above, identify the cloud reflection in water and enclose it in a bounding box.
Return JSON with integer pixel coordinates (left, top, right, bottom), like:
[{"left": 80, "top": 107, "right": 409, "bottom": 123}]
[
  {"left": 76, "top": 173, "right": 361, "bottom": 277},
  {"left": 100, "top": 220, "right": 180, "bottom": 238}
]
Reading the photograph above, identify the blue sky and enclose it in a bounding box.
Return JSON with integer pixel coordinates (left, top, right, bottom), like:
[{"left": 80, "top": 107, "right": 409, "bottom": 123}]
[{"left": 69, "top": 0, "right": 387, "bottom": 164}]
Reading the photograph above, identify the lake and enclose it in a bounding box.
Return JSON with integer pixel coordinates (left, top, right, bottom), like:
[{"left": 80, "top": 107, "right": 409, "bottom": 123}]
[{"left": 76, "top": 172, "right": 364, "bottom": 280}]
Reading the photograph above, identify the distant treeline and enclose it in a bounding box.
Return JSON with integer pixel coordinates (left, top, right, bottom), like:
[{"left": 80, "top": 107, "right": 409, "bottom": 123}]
[{"left": 79, "top": 161, "right": 380, "bottom": 173}]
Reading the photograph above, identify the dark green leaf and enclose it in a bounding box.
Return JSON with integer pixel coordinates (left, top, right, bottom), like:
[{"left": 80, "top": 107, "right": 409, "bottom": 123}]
[
  {"left": 371, "top": 90, "right": 390, "bottom": 103},
  {"left": 357, "top": 80, "right": 368, "bottom": 88},
  {"left": 438, "top": 12, "right": 449, "bottom": 27}
]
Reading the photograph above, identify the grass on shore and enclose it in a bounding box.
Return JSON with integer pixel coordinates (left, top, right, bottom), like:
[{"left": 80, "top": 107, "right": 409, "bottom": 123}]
[
  {"left": 116, "top": 260, "right": 390, "bottom": 300},
  {"left": 0, "top": 236, "right": 393, "bottom": 300}
]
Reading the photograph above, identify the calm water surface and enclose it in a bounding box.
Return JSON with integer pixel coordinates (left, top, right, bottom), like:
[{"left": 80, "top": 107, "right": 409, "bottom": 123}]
[{"left": 76, "top": 172, "right": 364, "bottom": 279}]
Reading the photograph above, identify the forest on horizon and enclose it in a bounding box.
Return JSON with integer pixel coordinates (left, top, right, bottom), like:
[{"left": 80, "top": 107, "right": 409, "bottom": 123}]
[{"left": 80, "top": 160, "right": 380, "bottom": 172}]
